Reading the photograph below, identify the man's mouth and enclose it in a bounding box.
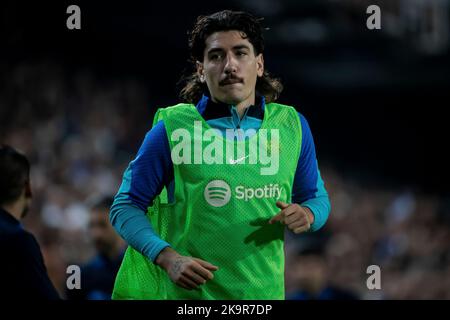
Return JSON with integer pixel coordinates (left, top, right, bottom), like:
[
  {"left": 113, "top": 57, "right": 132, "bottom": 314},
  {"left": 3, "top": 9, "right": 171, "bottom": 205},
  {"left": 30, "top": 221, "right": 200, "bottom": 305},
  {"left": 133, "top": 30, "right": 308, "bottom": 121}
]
[{"left": 220, "top": 78, "right": 243, "bottom": 86}]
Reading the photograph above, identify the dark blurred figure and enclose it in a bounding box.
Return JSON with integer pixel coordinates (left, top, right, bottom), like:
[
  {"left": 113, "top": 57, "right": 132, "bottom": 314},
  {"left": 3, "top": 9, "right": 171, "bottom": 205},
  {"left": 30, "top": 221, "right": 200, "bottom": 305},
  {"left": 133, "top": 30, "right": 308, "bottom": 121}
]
[
  {"left": 0, "top": 145, "right": 60, "bottom": 299},
  {"left": 66, "top": 196, "right": 125, "bottom": 300},
  {"left": 287, "top": 240, "right": 358, "bottom": 300}
]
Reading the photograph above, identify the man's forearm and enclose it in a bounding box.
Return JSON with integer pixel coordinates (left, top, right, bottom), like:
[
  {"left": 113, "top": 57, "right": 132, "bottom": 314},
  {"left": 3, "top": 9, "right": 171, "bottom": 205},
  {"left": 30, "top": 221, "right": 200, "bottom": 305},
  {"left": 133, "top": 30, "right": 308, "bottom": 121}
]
[
  {"left": 155, "top": 247, "right": 181, "bottom": 270},
  {"left": 110, "top": 202, "right": 171, "bottom": 262},
  {"left": 301, "top": 194, "right": 331, "bottom": 231},
  {"left": 302, "top": 206, "right": 315, "bottom": 225}
]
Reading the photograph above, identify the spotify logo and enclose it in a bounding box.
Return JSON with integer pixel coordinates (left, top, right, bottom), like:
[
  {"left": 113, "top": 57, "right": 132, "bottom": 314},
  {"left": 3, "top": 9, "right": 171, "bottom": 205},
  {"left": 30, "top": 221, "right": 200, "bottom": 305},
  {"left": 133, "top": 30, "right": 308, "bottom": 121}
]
[
  {"left": 204, "top": 180, "right": 284, "bottom": 207},
  {"left": 204, "top": 180, "right": 231, "bottom": 207}
]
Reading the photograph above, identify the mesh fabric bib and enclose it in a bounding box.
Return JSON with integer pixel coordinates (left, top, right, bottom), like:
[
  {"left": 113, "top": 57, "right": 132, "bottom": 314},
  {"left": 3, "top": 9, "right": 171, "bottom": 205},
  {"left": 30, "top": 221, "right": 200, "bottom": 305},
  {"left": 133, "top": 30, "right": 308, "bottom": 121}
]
[{"left": 112, "top": 102, "right": 302, "bottom": 299}]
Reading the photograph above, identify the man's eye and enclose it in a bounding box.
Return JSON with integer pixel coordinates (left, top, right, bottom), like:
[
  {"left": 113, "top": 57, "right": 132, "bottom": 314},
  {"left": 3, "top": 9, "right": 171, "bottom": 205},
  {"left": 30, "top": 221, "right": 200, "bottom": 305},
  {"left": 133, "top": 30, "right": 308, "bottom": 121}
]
[
  {"left": 210, "top": 54, "right": 221, "bottom": 60},
  {"left": 237, "top": 51, "right": 247, "bottom": 56}
]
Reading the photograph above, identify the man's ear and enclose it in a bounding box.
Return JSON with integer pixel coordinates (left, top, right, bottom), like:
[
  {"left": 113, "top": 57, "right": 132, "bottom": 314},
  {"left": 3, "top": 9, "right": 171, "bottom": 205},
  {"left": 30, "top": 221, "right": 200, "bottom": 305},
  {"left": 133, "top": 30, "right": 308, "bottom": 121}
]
[
  {"left": 196, "top": 61, "right": 205, "bottom": 83},
  {"left": 25, "top": 180, "right": 32, "bottom": 198},
  {"left": 256, "top": 54, "right": 264, "bottom": 77}
]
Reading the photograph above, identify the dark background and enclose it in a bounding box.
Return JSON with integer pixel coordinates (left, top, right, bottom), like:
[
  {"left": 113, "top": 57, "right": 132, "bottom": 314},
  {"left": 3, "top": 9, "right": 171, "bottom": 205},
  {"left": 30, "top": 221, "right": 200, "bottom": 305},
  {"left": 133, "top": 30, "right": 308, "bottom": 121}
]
[{"left": 2, "top": 0, "right": 448, "bottom": 194}]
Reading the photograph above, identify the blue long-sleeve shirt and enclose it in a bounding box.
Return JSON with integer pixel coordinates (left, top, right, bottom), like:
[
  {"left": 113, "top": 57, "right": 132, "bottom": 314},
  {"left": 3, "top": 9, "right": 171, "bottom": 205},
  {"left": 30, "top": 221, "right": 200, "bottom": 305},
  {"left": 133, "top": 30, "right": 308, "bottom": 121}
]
[{"left": 110, "top": 95, "right": 331, "bottom": 262}]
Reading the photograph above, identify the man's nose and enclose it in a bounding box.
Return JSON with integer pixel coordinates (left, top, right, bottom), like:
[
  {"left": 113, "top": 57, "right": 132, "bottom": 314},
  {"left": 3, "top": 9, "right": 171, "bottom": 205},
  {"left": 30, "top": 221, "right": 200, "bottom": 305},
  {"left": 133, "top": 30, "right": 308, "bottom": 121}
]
[{"left": 224, "top": 54, "right": 237, "bottom": 74}]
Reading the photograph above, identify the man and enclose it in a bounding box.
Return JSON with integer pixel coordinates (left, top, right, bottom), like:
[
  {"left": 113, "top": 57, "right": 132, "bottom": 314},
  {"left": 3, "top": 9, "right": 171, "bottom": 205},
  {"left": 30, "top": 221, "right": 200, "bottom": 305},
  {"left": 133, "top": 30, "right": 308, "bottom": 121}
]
[
  {"left": 66, "top": 197, "right": 125, "bottom": 300},
  {"left": 0, "top": 145, "right": 60, "bottom": 299},
  {"left": 110, "top": 10, "right": 331, "bottom": 299},
  {"left": 287, "top": 239, "right": 358, "bottom": 300}
]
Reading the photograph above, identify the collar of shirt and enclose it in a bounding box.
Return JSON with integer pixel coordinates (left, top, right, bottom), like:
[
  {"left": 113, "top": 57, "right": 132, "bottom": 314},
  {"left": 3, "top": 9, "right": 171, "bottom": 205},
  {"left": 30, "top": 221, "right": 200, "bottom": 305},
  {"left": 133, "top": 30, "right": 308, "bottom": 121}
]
[{"left": 195, "top": 94, "right": 266, "bottom": 124}]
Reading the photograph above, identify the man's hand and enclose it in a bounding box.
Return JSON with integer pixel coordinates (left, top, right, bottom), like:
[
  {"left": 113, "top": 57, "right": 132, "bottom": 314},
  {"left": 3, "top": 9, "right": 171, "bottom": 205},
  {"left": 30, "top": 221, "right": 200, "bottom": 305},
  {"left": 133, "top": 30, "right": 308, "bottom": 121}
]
[
  {"left": 268, "top": 201, "right": 315, "bottom": 234},
  {"left": 155, "top": 247, "right": 219, "bottom": 290}
]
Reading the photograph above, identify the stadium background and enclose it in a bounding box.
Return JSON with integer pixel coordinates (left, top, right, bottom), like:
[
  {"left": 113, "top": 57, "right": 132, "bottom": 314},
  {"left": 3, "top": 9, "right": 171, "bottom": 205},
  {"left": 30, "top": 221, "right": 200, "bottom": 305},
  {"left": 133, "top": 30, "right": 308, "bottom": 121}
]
[{"left": 1, "top": 0, "right": 449, "bottom": 299}]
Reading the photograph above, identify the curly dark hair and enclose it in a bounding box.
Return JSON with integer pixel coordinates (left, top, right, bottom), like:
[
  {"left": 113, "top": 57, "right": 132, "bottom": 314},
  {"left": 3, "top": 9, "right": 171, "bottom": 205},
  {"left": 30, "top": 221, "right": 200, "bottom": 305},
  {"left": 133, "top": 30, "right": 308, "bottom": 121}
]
[{"left": 179, "top": 10, "right": 283, "bottom": 104}]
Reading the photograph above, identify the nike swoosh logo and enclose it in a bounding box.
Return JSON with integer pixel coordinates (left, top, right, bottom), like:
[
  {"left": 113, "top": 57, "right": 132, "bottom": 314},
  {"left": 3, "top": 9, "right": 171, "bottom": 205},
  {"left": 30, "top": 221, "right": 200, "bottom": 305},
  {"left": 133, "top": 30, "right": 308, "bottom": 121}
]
[{"left": 229, "top": 155, "right": 249, "bottom": 164}]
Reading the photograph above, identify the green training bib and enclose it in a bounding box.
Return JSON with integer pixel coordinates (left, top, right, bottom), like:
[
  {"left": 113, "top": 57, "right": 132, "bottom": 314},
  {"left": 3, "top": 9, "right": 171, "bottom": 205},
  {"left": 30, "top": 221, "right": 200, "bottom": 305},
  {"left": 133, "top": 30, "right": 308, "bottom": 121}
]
[{"left": 112, "top": 102, "right": 302, "bottom": 299}]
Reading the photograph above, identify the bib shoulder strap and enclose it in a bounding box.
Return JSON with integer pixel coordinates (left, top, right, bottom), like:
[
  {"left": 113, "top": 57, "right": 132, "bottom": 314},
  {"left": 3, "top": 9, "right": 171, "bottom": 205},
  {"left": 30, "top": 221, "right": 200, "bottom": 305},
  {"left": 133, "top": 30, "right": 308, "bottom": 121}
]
[{"left": 153, "top": 103, "right": 196, "bottom": 126}]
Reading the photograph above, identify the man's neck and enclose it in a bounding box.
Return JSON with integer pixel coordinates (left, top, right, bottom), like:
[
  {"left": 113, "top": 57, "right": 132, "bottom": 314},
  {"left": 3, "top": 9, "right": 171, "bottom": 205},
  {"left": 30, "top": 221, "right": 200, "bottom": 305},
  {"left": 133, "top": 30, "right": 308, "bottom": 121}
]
[
  {"left": 1, "top": 203, "right": 22, "bottom": 221},
  {"left": 235, "top": 95, "right": 256, "bottom": 119},
  {"left": 211, "top": 94, "right": 256, "bottom": 119}
]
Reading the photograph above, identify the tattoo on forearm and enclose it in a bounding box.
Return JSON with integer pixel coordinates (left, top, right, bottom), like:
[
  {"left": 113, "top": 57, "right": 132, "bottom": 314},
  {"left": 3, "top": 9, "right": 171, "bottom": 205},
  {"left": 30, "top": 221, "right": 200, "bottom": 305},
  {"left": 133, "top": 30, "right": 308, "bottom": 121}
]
[{"left": 172, "top": 257, "right": 189, "bottom": 274}]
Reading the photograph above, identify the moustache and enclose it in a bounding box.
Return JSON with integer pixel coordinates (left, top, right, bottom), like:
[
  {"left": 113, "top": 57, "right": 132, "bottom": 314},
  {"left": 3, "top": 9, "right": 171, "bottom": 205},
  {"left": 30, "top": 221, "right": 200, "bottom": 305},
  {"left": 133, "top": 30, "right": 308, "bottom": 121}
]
[{"left": 220, "top": 76, "right": 243, "bottom": 86}]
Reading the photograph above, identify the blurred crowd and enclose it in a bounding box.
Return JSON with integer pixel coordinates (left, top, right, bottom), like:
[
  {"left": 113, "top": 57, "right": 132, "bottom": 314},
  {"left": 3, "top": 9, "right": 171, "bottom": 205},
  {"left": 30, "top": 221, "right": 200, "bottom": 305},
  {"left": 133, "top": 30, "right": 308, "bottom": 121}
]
[
  {"left": 1, "top": 62, "right": 449, "bottom": 299},
  {"left": 285, "top": 165, "right": 450, "bottom": 299},
  {"left": 0, "top": 61, "right": 151, "bottom": 296}
]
